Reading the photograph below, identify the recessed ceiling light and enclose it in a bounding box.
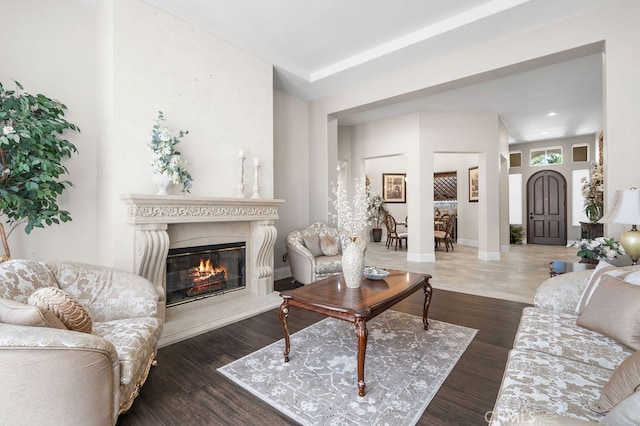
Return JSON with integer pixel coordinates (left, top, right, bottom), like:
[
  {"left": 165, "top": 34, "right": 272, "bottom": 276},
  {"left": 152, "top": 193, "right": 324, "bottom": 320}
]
[{"left": 547, "top": 112, "right": 558, "bottom": 117}]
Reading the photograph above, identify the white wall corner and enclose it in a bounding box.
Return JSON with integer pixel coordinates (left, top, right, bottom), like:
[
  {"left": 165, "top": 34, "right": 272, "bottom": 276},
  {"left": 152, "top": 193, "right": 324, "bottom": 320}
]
[{"left": 501, "top": 244, "right": 510, "bottom": 252}]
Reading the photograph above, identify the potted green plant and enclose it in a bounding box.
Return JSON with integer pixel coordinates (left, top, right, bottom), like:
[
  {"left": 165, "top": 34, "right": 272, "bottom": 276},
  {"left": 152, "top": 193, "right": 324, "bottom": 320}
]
[
  {"left": 581, "top": 163, "right": 604, "bottom": 223},
  {"left": 367, "top": 193, "right": 388, "bottom": 242},
  {"left": 0, "top": 81, "right": 80, "bottom": 260},
  {"left": 510, "top": 225, "right": 524, "bottom": 244}
]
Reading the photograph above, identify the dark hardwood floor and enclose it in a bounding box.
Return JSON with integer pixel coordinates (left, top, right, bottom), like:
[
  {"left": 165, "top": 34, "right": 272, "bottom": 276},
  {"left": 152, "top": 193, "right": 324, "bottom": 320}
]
[{"left": 117, "top": 278, "right": 530, "bottom": 426}]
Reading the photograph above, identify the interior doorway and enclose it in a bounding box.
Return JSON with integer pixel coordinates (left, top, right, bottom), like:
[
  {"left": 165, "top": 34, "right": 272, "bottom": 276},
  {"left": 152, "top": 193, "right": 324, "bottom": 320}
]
[{"left": 526, "top": 170, "right": 567, "bottom": 245}]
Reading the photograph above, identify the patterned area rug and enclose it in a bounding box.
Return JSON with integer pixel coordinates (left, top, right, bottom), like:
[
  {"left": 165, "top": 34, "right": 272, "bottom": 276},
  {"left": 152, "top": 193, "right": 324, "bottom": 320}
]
[{"left": 218, "top": 310, "right": 477, "bottom": 425}]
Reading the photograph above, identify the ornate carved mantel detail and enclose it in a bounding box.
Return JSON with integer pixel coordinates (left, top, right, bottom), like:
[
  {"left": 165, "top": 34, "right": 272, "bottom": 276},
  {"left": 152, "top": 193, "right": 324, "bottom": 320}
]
[
  {"left": 123, "top": 195, "right": 282, "bottom": 224},
  {"left": 122, "top": 195, "right": 284, "bottom": 320}
]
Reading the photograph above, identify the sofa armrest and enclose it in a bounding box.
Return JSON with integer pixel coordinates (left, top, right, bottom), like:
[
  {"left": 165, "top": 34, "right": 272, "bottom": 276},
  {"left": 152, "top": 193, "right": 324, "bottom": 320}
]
[
  {"left": 44, "top": 261, "right": 162, "bottom": 322},
  {"left": 285, "top": 231, "right": 316, "bottom": 285},
  {"left": 533, "top": 269, "right": 594, "bottom": 314},
  {"left": 0, "top": 323, "right": 120, "bottom": 425}
]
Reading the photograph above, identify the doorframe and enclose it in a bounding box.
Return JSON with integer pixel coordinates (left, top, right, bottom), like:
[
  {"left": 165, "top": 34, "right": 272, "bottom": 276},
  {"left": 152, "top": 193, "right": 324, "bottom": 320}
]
[{"left": 526, "top": 169, "right": 568, "bottom": 245}]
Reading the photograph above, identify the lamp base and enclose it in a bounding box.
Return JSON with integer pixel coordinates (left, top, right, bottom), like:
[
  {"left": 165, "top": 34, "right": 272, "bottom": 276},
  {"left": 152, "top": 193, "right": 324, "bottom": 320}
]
[{"left": 621, "top": 226, "right": 640, "bottom": 265}]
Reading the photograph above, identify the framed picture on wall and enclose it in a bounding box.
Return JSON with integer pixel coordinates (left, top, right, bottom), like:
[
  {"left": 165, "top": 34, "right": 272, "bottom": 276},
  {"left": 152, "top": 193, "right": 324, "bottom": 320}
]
[
  {"left": 469, "top": 167, "right": 479, "bottom": 202},
  {"left": 382, "top": 173, "right": 406, "bottom": 203}
]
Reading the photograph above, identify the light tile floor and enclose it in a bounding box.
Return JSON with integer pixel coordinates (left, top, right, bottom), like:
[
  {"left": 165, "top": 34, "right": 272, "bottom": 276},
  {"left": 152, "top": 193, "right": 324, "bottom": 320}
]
[{"left": 365, "top": 240, "right": 583, "bottom": 304}]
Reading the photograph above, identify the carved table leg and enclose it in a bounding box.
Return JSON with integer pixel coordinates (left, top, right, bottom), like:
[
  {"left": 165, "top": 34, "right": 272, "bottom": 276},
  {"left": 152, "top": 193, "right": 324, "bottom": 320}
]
[
  {"left": 422, "top": 281, "right": 433, "bottom": 330},
  {"left": 355, "top": 318, "right": 368, "bottom": 397},
  {"left": 279, "top": 301, "right": 291, "bottom": 362}
]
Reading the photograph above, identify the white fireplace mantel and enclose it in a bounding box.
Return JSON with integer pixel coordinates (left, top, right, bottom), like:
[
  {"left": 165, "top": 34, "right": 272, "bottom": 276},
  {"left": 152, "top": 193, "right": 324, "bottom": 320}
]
[{"left": 122, "top": 194, "right": 285, "bottom": 346}]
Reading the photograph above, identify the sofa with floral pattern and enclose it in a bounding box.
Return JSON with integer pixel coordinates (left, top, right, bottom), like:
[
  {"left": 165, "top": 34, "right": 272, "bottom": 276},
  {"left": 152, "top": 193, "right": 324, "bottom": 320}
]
[
  {"left": 490, "top": 263, "right": 640, "bottom": 425},
  {"left": 0, "top": 259, "right": 164, "bottom": 425}
]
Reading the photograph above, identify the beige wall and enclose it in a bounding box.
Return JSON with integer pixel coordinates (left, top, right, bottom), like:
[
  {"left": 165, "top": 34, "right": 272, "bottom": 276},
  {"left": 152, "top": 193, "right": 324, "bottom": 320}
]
[
  {"left": 342, "top": 112, "right": 505, "bottom": 260},
  {"left": 273, "top": 89, "right": 310, "bottom": 272},
  {"left": 3, "top": 0, "right": 274, "bottom": 270},
  {"left": 303, "top": 0, "right": 640, "bottom": 249},
  {"left": 0, "top": 0, "right": 98, "bottom": 263}
]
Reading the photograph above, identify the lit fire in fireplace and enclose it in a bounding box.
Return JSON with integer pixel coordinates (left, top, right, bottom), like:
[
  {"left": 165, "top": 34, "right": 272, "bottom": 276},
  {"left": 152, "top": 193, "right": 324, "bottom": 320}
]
[{"left": 185, "top": 259, "right": 227, "bottom": 296}]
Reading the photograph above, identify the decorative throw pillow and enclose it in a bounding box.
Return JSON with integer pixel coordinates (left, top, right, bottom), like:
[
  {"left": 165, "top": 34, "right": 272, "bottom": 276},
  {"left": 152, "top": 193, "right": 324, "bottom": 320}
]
[
  {"left": 592, "top": 351, "right": 640, "bottom": 413},
  {"left": 28, "top": 287, "right": 92, "bottom": 334},
  {"left": 302, "top": 234, "right": 323, "bottom": 257},
  {"left": 576, "top": 274, "right": 640, "bottom": 350},
  {"left": 600, "top": 390, "right": 640, "bottom": 424},
  {"left": 320, "top": 235, "right": 339, "bottom": 256},
  {"left": 0, "top": 297, "right": 66, "bottom": 329},
  {"left": 575, "top": 261, "right": 632, "bottom": 314}
]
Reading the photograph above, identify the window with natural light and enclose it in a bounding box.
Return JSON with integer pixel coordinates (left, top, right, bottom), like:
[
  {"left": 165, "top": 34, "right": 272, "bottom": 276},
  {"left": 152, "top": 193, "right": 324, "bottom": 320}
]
[
  {"left": 509, "top": 174, "right": 522, "bottom": 225},
  {"left": 509, "top": 151, "right": 522, "bottom": 168},
  {"left": 572, "top": 169, "right": 590, "bottom": 226},
  {"left": 531, "top": 147, "right": 562, "bottom": 166}
]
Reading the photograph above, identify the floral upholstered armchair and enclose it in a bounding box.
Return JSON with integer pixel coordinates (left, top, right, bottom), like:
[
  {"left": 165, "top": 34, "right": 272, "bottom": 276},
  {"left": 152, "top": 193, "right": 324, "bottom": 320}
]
[
  {"left": 285, "top": 223, "right": 352, "bottom": 285},
  {"left": 0, "top": 259, "right": 164, "bottom": 425}
]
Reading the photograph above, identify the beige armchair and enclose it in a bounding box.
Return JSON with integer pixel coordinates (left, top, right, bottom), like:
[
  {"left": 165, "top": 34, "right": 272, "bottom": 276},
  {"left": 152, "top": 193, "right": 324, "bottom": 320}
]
[
  {"left": 0, "top": 259, "right": 164, "bottom": 426},
  {"left": 285, "top": 223, "right": 351, "bottom": 285}
]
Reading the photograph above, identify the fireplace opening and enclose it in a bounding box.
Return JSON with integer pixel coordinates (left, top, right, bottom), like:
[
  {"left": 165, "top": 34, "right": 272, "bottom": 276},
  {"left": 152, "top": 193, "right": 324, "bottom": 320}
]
[{"left": 166, "top": 242, "right": 246, "bottom": 307}]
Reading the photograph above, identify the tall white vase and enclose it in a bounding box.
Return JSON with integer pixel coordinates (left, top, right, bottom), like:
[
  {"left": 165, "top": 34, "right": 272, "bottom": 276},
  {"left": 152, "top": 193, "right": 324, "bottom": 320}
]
[
  {"left": 342, "top": 236, "right": 365, "bottom": 288},
  {"left": 152, "top": 172, "right": 172, "bottom": 195}
]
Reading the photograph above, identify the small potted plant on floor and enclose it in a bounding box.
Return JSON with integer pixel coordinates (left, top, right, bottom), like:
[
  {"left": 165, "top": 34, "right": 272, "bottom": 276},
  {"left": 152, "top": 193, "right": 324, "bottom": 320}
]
[{"left": 367, "top": 193, "right": 388, "bottom": 242}]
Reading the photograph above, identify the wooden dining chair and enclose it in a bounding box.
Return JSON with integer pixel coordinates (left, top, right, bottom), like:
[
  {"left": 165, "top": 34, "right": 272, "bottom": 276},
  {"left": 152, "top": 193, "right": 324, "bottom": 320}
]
[
  {"left": 434, "top": 214, "right": 455, "bottom": 252},
  {"left": 384, "top": 214, "right": 408, "bottom": 251}
]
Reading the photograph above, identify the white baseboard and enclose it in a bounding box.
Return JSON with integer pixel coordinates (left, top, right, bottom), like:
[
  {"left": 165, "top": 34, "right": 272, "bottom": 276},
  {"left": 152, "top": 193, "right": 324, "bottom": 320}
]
[
  {"left": 407, "top": 252, "right": 435, "bottom": 262},
  {"left": 478, "top": 251, "right": 501, "bottom": 261}
]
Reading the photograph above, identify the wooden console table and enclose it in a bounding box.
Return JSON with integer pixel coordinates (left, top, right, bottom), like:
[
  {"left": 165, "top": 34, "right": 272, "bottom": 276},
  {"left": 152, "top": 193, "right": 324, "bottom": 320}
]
[{"left": 278, "top": 270, "right": 432, "bottom": 396}]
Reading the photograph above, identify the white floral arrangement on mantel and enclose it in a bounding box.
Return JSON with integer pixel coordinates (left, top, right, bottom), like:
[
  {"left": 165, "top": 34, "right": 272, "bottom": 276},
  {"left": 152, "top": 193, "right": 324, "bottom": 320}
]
[
  {"left": 329, "top": 177, "right": 372, "bottom": 237},
  {"left": 149, "top": 111, "right": 193, "bottom": 193}
]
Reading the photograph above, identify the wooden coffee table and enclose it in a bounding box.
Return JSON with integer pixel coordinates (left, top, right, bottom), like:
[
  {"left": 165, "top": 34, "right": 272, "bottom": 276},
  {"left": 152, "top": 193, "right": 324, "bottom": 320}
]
[{"left": 278, "top": 269, "right": 432, "bottom": 396}]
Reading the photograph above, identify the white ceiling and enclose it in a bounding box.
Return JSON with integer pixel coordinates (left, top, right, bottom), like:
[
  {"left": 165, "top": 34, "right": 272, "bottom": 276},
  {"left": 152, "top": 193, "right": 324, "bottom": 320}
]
[{"left": 141, "top": 0, "right": 616, "bottom": 143}]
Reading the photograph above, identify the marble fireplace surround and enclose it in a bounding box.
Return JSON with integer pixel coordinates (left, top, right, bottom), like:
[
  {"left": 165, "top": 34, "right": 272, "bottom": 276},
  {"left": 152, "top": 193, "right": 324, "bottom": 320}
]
[{"left": 122, "top": 195, "right": 284, "bottom": 347}]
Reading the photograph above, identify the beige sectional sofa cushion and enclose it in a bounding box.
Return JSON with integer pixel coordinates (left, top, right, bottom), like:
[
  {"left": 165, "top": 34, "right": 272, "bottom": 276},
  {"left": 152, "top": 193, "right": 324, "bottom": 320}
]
[
  {"left": 513, "top": 307, "right": 633, "bottom": 370},
  {"left": 493, "top": 348, "right": 611, "bottom": 423}
]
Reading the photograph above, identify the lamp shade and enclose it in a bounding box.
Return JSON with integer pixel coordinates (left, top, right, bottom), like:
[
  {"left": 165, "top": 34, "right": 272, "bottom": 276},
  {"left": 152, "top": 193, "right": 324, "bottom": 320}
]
[{"left": 598, "top": 188, "right": 640, "bottom": 225}]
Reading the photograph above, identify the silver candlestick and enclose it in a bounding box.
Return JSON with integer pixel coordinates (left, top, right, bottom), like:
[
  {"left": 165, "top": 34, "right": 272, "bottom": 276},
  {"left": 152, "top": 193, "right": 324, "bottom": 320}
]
[
  {"left": 237, "top": 151, "right": 246, "bottom": 197},
  {"left": 251, "top": 157, "right": 261, "bottom": 199}
]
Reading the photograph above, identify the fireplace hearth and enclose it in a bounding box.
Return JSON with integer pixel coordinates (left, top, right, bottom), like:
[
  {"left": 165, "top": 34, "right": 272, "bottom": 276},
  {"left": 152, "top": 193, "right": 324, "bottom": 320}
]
[
  {"left": 122, "top": 195, "right": 284, "bottom": 347},
  {"left": 166, "top": 242, "right": 246, "bottom": 307}
]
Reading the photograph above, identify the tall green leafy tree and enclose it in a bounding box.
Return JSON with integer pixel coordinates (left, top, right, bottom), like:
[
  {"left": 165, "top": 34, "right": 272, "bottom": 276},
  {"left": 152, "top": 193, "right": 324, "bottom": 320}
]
[{"left": 0, "top": 81, "right": 79, "bottom": 257}]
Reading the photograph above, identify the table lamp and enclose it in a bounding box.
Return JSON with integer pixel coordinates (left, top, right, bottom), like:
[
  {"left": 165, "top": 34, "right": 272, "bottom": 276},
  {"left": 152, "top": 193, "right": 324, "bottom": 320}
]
[{"left": 599, "top": 188, "right": 640, "bottom": 265}]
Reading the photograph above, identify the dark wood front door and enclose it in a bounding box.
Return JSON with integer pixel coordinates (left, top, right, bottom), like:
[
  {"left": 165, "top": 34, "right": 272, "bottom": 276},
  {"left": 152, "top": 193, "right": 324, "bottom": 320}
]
[{"left": 527, "top": 170, "right": 567, "bottom": 245}]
